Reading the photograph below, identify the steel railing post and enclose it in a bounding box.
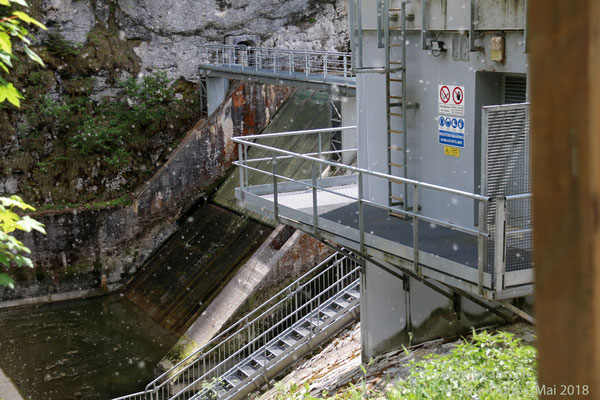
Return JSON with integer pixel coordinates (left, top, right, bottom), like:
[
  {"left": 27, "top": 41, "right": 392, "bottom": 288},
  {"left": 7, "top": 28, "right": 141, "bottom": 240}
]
[
  {"left": 358, "top": 172, "right": 365, "bottom": 253},
  {"left": 494, "top": 197, "right": 507, "bottom": 292},
  {"left": 323, "top": 54, "right": 328, "bottom": 77},
  {"left": 477, "top": 198, "right": 488, "bottom": 295},
  {"left": 305, "top": 53, "right": 309, "bottom": 76},
  {"left": 289, "top": 52, "right": 293, "bottom": 75},
  {"left": 272, "top": 155, "right": 279, "bottom": 222},
  {"left": 312, "top": 161, "right": 318, "bottom": 235},
  {"left": 238, "top": 143, "right": 245, "bottom": 203}
]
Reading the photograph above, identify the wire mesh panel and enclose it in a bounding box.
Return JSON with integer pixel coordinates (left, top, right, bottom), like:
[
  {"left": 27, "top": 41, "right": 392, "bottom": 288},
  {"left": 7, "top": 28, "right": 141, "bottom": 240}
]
[{"left": 482, "top": 103, "right": 532, "bottom": 277}]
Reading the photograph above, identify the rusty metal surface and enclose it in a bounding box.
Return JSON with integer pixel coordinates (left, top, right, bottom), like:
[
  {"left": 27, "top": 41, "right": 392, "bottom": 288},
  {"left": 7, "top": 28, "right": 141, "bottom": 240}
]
[{"left": 134, "top": 82, "right": 293, "bottom": 219}]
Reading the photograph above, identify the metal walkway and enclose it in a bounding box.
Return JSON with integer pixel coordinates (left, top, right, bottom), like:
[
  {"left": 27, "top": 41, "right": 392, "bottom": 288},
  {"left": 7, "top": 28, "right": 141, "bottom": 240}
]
[
  {"left": 114, "top": 252, "right": 360, "bottom": 400},
  {"left": 197, "top": 45, "right": 356, "bottom": 95},
  {"left": 232, "top": 124, "right": 534, "bottom": 301}
]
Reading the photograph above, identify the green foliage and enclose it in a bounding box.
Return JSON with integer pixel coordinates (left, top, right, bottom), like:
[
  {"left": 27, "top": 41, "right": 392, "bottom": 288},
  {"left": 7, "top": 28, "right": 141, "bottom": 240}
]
[
  {"left": 69, "top": 71, "right": 179, "bottom": 166},
  {"left": 274, "top": 330, "right": 537, "bottom": 400},
  {"left": 45, "top": 29, "right": 82, "bottom": 58},
  {"left": 0, "top": 0, "right": 46, "bottom": 107},
  {"left": 0, "top": 195, "right": 45, "bottom": 288}
]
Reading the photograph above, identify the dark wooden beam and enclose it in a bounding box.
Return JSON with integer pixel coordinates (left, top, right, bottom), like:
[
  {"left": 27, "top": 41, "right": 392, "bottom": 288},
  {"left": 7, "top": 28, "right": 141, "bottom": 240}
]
[{"left": 530, "top": 0, "right": 600, "bottom": 395}]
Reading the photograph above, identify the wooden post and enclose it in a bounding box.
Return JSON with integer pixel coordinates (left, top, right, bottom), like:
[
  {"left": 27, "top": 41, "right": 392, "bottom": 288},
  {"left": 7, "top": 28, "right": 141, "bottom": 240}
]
[{"left": 530, "top": 0, "right": 600, "bottom": 395}]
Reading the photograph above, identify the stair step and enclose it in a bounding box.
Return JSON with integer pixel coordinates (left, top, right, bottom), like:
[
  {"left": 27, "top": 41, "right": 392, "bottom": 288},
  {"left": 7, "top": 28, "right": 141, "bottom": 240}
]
[
  {"left": 320, "top": 308, "right": 337, "bottom": 318},
  {"left": 250, "top": 355, "right": 268, "bottom": 367},
  {"left": 292, "top": 327, "right": 309, "bottom": 338},
  {"left": 239, "top": 365, "right": 257, "bottom": 377},
  {"left": 267, "top": 346, "right": 285, "bottom": 357},
  {"left": 280, "top": 336, "right": 297, "bottom": 347},
  {"left": 347, "top": 288, "right": 360, "bottom": 298},
  {"left": 223, "top": 374, "right": 242, "bottom": 388},
  {"left": 333, "top": 298, "right": 350, "bottom": 308}
]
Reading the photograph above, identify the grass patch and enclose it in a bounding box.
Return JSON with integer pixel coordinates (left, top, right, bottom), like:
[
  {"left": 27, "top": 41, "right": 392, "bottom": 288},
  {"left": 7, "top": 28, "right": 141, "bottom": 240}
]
[
  {"left": 35, "top": 194, "right": 133, "bottom": 212},
  {"left": 274, "top": 330, "right": 537, "bottom": 400}
]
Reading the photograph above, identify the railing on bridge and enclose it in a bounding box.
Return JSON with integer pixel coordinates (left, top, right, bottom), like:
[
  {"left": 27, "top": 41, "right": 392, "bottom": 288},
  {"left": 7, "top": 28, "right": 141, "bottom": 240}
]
[
  {"left": 198, "top": 44, "right": 355, "bottom": 86},
  {"left": 232, "top": 121, "right": 533, "bottom": 300}
]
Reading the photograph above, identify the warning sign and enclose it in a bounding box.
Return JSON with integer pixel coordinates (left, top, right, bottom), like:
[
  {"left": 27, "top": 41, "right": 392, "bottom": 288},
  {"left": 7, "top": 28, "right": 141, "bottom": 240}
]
[
  {"left": 438, "top": 115, "right": 465, "bottom": 148},
  {"left": 439, "top": 84, "right": 465, "bottom": 116},
  {"left": 444, "top": 146, "right": 460, "bottom": 157}
]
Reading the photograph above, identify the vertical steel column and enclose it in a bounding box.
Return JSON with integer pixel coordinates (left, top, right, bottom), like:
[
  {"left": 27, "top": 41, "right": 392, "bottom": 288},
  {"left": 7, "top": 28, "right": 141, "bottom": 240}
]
[
  {"left": 348, "top": 0, "right": 357, "bottom": 71},
  {"left": 272, "top": 156, "right": 279, "bottom": 222},
  {"left": 469, "top": 0, "right": 477, "bottom": 51},
  {"left": 312, "top": 161, "right": 318, "bottom": 235},
  {"left": 412, "top": 184, "right": 420, "bottom": 274},
  {"left": 288, "top": 53, "right": 293, "bottom": 75},
  {"left": 401, "top": 2, "right": 408, "bottom": 212},
  {"left": 358, "top": 172, "right": 365, "bottom": 253},
  {"left": 477, "top": 198, "right": 488, "bottom": 295},
  {"left": 238, "top": 143, "right": 245, "bottom": 203},
  {"left": 421, "top": 0, "right": 428, "bottom": 50},
  {"left": 494, "top": 197, "right": 507, "bottom": 291},
  {"left": 357, "top": 0, "right": 363, "bottom": 68},
  {"left": 377, "top": 0, "right": 384, "bottom": 48}
]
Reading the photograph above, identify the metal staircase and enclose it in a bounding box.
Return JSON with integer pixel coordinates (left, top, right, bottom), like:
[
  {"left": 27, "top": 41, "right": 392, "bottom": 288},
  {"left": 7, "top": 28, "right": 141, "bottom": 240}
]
[
  {"left": 385, "top": 0, "right": 409, "bottom": 216},
  {"left": 113, "top": 252, "right": 361, "bottom": 400}
]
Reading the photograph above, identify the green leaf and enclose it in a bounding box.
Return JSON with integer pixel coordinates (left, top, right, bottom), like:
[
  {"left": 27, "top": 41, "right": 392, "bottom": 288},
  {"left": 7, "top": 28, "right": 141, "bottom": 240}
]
[
  {"left": 0, "top": 83, "right": 24, "bottom": 107},
  {"left": 0, "top": 33, "right": 12, "bottom": 54},
  {"left": 0, "top": 273, "right": 15, "bottom": 289},
  {"left": 12, "top": 11, "right": 47, "bottom": 30},
  {"left": 23, "top": 46, "right": 44, "bottom": 66},
  {"left": 9, "top": 0, "right": 30, "bottom": 6},
  {"left": 0, "top": 0, "right": 10, "bottom": 5}
]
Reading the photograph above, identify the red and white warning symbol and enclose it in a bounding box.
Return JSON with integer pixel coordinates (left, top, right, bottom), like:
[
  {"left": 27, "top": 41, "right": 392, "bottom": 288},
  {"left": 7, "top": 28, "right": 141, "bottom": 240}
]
[
  {"left": 440, "top": 86, "right": 451, "bottom": 104},
  {"left": 452, "top": 87, "right": 464, "bottom": 105},
  {"left": 438, "top": 84, "right": 465, "bottom": 116}
]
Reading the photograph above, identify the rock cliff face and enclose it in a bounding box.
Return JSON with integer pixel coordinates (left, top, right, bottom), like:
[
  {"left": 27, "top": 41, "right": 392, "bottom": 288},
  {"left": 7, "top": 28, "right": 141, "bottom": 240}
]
[
  {"left": 45, "top": 0, "right": 349, "bottom": 82},
  {"left": 0, "top": 0, "right": 349, "bottom": 204}
]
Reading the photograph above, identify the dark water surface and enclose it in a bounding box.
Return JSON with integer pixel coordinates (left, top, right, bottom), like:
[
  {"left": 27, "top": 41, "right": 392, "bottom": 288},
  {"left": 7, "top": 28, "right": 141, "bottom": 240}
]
[{"left": 0, "top": 294, "right": 177, "bottom": 400}]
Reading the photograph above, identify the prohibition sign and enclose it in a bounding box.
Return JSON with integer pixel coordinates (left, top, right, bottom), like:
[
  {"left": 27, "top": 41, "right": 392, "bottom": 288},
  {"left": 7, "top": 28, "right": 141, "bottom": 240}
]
[
  {"left": 452, "top": 87, "right": 464, "bottom": 105},
  {"left": 440, "top": 86, "right": 451, "bottom": 103}
]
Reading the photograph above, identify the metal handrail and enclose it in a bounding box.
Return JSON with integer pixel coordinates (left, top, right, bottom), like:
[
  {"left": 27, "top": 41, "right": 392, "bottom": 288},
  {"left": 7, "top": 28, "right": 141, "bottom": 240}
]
[
  {"left": 172, "top": 264, "right": 361, "bottom": 399},
  {"left": 234, "top": 126, "right": 532, "bottom": 295},
  {"left": 198, "top": 44, "right": 355, "bottom": 83},
  {"left": 146, "top": 252, "right": 340, "bottom": 390}
]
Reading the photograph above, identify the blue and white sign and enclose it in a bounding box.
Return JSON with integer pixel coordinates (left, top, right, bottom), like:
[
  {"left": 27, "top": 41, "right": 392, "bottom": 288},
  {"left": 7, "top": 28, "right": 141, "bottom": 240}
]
[{"left": 438, "top": 115, "right": 465, "bottom": 148}]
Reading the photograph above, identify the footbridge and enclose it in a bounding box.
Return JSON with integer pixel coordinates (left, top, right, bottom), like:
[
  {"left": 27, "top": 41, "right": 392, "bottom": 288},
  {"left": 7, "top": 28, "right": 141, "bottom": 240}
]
[{"left": 198, "top": 45, "right": 356, "bottom": 96}]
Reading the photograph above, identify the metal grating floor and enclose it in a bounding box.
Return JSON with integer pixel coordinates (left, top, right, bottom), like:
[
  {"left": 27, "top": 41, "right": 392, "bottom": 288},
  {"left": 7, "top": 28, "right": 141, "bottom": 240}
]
[{"left": 263, "top": 184, "right": 531, "bottom": 274}]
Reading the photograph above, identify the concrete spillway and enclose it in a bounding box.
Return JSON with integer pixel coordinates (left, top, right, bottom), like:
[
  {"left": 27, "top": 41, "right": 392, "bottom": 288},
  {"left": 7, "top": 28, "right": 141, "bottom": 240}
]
[
  {"left": 124, "top": 205, "right": 270, "bottom": 335},
  {"left": 124, "top": 88, "right": 333, "bottom": 336}
]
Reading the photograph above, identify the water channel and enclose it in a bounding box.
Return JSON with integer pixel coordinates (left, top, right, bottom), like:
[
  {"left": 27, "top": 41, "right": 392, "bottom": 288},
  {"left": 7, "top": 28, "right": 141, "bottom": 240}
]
[{"left": 0, "top": 294, "right": 177, "bottom": 399}]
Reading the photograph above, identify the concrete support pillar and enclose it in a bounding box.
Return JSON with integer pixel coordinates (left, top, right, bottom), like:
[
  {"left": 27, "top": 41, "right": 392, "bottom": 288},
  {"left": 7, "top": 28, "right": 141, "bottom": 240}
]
[
  {"left": 530, "top": 1, "right": 600, "bottom": 393},
  {"left": 207, "top": 77, "right": 229, "bottom": 116},
  {"left": 341, "top": 96, "right": 358, "bottom": 165}
]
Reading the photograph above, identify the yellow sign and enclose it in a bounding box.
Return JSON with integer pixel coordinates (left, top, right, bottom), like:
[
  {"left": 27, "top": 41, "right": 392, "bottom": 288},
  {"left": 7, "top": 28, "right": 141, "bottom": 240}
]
[{"left": 444, "top": 146, "right": 460, "bottom": 158}]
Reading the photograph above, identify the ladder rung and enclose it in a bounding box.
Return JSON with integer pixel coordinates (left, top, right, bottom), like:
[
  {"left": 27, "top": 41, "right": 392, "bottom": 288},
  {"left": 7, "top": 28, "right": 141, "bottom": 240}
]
[
  {"left": 388, "top": 112, "right": 403, "bottom": 117},
  {"left": 389, "top": 8, "right": 403, "bottom": 11},
  {"left": 389, "top": 102, "right": 403, "bottom": 107},
  {"left": 390, "top": 195, "right": 404, "bottom": 201},
  {"left": 389, "top": 61, "right": 403, "bottom": 65},
  {"left": 389, "top": 79, "right": 403, "bottom": 82},
  {"left": 388, "top": 129, "right": 403, "bottom": 134},
  {"left": 389, "top": 68, "right": 403, "bottom": 72},
  {"left": 389, "top": 44, "right": 403, "bottom": 47},
  {"left": 389, "top": 162, "right": 404, "bottom": 167},
  {"left": 388, "top": 95, "right": 403, "bottom": 99}
]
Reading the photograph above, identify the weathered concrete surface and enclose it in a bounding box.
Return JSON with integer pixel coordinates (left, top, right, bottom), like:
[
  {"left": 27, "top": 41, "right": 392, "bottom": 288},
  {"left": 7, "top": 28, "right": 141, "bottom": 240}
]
[
  {"left": 157, "top": 225, "right": 330, "bottom": 373},
  {"left": 0, "top": 81, "right": 292, "bottom": 304},
  {"left": 1, "top": 206, "right": 177, "bottom": 303},
  {"left": 134, "top": 82, "right": 293, "bottom": 219},
  {"left": 0, "top": 366, "right": 23, "bottom": 400},
  {"left": 124, "top": 204, "right": 272, "bottom": 335}
]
